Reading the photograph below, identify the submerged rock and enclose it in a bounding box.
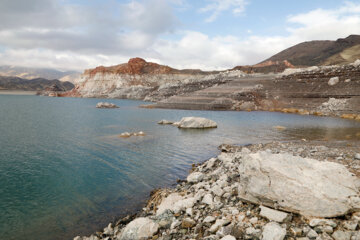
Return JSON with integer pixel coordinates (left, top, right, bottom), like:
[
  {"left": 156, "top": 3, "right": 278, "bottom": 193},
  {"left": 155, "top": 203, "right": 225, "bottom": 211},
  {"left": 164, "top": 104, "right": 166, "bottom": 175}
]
[
  {"left": 96, "top": 102, "right": 119, "bottom": 108},
  {"left": 119, "top": 131, "right": 145, "bottom": 138},
  {"left": 157, "top": 120, "right": 174, "bottom": 125},
  {"left": 237, "top": 151, "right": 360, "bottom": 217},
  {"left": 328, "top": 77, "right": 339, "bottom": 86},
  {"left": 173, "top": 117, "right": 217, "bottom": 129}
]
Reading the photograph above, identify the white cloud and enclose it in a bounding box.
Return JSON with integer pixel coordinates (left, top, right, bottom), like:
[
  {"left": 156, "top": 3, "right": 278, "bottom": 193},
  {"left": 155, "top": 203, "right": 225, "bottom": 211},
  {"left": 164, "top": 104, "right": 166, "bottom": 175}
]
[
  {"left": 0, "top": 1, "right": 360, "bottom": 72},
  {"left": 199, "top": 0, "right": 247, "bottom": 22},
  {"left": 287, "top": 3, "right": 360, "bottom": 41},
  {"left": 0, "top": 0, "right": 177, "bottom": 54}
]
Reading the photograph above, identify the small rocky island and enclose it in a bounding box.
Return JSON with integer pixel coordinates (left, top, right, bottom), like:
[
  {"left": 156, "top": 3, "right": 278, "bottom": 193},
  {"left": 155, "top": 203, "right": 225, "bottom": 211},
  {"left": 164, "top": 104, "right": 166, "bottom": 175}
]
[
  {"left": 158, "top": 117, "right": 218, "bottom": 129},
  {"left": 96, "top": 102, "right": 119, "bottom": 109}
]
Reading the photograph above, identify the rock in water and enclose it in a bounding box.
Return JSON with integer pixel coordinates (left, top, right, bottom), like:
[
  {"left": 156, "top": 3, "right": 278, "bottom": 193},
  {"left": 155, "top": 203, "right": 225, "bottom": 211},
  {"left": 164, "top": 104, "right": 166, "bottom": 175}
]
[
  {"left": 173, "top": 117, "right": 217, "bottom": 129},
  {"left": 237, "top": 151, "right": 360, "bottom": 217},
  {"left": 96, "top": 102, "right": 119, "bottom": 108},
  {"left": 157, "top": 120, "right": 174, "bottom": 125},
  {"left": 328, "top": 77, "right": 339, "bottom": 86},
  {"left": 117, "top": 217, "right": 159, "bottom": 240}
]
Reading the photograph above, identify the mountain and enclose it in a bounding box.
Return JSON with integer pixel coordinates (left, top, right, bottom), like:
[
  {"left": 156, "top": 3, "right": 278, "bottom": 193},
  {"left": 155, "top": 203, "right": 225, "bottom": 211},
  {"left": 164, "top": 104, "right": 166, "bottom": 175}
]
[
  {"left": 61, "top": 57, "right": 242, "bottom": 100},
  {"left": 0, "top": 76, "right": 74, "bottom": 91},
  {"left": 0, "top": 66, "right": 79, "bottom": 82},
  {"left": 263, "top": 34, "right": 360, "bottom": 67},
  {"left": 85, "top": 57, "right": 209, "bottom": 75}
]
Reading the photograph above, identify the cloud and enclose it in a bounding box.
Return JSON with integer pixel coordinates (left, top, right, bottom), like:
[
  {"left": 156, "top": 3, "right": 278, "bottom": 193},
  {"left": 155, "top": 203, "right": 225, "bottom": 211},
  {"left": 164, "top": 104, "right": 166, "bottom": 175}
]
[
  {"left": 0, "top": 1, "right": 360, "bottom": 71},
  {"left": 287, "top": 2, "right": 360, "bottom": 41},
  {"left": 199, "top": 0, "right": 247, "bottom": 22},
  {"left": 0, "top": 0, "right": 177, "bottom": 54},
  {"left": 151, "top": 32, "right": 297, "bottom": 70}
]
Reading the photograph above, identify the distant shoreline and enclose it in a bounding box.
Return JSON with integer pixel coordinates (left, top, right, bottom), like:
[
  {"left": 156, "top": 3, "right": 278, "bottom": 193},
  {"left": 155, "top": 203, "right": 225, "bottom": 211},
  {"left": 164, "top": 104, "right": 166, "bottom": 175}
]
[{"left": 0, "top": 90, "right": 37, "bottom": 95}]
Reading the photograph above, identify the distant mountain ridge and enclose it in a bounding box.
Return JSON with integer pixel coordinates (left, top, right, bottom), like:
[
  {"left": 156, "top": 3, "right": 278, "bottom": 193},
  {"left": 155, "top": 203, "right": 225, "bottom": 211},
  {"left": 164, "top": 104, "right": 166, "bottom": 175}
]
[
  {"left": 231, "top": 34, "right": 360, "bottom": 73},
  {"left": 263, "top": 34, "right": 360, "bottom": 66},
  {"left": 0, "top": 76, "right": 74, "bottom": 91},
  {"left": 0, "top": 65, "right": 80, "bottom": 82}
]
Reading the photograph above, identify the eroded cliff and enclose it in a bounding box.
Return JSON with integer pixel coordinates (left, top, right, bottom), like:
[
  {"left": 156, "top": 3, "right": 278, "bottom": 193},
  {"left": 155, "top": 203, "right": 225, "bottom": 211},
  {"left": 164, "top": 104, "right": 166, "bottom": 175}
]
[{"left": 62, "top": 58, "right": 245, "bottom": 101}]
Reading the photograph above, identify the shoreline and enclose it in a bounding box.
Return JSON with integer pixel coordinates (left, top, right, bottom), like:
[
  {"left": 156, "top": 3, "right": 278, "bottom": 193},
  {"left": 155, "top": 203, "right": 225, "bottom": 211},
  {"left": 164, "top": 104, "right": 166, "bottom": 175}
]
[{"left": 74, "top": 139, "right": 360, "bottom": 240}]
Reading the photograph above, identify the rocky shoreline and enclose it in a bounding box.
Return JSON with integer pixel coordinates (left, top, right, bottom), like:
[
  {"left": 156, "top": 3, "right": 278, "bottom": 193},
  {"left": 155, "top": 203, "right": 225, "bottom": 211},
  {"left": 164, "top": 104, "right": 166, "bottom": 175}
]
[{"left": 74, "top": 140, "right": 360, "bottom": 240}]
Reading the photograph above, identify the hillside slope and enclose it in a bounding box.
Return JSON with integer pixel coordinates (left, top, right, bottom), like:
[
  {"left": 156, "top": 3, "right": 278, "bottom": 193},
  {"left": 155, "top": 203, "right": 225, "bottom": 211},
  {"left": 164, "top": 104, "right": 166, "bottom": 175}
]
[
  {"left": 264, "top": 35, "right": 360, "bottom": 66},
  {"left": 0, "top": 76, "right": 74, "bottom": 91}
]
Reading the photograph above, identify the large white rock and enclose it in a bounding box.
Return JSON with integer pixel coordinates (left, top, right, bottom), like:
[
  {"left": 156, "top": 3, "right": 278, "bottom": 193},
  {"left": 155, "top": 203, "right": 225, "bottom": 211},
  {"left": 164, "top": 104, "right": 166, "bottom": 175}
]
[
  {"left": 156, "top": 193, "right": 196, "bottom": 215},
  {"left": 174, "top": 117, "right": 217, "bottom": 129},
  {"left": 118, "top": 217, "right": 159, "bottom": 240},
  {"left": 238, "top": 151, "right": 360, "bottom": 217},
  {"left": 262, "top": 222, "right": 286, "bottom": 240}
]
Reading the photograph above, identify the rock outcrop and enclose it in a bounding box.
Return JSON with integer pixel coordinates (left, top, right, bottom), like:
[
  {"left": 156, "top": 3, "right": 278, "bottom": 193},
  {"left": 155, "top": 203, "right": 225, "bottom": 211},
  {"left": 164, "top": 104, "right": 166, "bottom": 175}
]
[
  {"left": 237, "top": 151, "right": 360, "bottom": 217},
  {"left": 65, "top": 58, "right": 245, "bottom": 101}
]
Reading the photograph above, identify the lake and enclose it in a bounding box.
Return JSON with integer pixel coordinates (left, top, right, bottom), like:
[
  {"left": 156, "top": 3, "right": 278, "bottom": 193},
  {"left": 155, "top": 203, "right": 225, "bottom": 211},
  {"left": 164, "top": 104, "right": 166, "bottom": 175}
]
[{"left": 0, "top": 95, "right": 359, "bottom": 240}]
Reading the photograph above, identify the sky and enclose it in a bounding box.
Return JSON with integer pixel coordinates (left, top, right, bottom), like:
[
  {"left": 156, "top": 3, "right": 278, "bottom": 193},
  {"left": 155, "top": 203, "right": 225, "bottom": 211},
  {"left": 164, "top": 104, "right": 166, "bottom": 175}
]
[{"left": 0, "top": 0, "right": 359, "bottom": 71}]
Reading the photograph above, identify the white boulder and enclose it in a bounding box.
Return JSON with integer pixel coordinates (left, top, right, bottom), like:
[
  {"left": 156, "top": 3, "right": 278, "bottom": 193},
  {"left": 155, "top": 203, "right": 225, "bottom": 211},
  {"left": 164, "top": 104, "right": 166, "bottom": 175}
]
[
  {"left": 117, "top": 217, "right": 159, "bottom": 240},
  {"left": 237, "top": 151, "right": 360, "bottom": 217},
  {"left": 174, "top": 117, "right": 217, "bottom": 129}
]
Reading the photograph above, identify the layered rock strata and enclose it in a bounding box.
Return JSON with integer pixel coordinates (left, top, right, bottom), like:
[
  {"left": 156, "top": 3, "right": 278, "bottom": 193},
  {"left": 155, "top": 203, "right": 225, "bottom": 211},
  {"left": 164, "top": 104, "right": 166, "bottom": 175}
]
[{"left": 62, "top": 58, "right": 244, "bottom": 101}]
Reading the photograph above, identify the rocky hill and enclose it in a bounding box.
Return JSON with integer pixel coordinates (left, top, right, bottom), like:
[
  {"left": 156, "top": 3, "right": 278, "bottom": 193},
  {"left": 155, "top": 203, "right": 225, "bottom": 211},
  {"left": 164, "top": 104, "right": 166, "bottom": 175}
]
[
  {"left": 63, "top": 58, "right": 244, "bottom": 101},
  {"left": 0, "top": 65, "right": 79, "bottom": 82},
  {"left": 263, "top": 35, "right": 360, "bottom": 67},
  {"left": 231, "top": 35, "right": 360, "bottom": 73},
  {"left": 0, "top": 76, "right": 74, "bottom": 91}
]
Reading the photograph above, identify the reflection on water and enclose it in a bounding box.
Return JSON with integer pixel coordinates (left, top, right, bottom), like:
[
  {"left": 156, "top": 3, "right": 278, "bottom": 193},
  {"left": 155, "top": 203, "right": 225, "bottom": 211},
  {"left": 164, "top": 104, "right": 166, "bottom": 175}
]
[
  {"left": 282, "top": 127, "right": 360, "bottom": 141},
  {"left": 0, "top": 95, "right": 359, "bottom": 240}
]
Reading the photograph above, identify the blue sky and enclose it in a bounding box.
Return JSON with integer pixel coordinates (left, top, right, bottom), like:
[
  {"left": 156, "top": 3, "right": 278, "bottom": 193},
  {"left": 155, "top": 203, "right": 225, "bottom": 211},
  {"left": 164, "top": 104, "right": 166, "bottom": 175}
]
[{"left": 0, "top": 0, "right": 359, "bottom": 70}]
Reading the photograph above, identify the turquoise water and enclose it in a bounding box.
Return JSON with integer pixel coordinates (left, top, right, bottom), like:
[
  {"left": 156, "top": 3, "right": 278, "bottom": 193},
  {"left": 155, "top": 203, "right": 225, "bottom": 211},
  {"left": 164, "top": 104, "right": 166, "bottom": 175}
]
[{"left": 0, "top": 95, "right": 359, "bottom": 240}]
